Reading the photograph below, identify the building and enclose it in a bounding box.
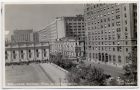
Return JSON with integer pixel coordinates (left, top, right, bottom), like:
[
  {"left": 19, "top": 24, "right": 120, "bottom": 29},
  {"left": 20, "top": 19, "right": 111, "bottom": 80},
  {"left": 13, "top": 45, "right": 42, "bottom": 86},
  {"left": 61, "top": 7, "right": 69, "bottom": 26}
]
[
  {"left": 5, "top": 42, "right": 49, "bottom": 63},
  {"left": 11, "top": 29, "right": 33, "bottom": 43},
  {"left": 51, "top": 37, "right": 85, "bottom": 59},
  {"left": 84, "top": 4, "right": 137, "bottom": 67},
  {"left": 38, "top": 18, "right": 65, "bottom": 44},
  {"left": 38, "top": 15, "right": 85, "bottom": 43},
  {"left": 63, "top": 15, "right": 85, "bottom": 41}
]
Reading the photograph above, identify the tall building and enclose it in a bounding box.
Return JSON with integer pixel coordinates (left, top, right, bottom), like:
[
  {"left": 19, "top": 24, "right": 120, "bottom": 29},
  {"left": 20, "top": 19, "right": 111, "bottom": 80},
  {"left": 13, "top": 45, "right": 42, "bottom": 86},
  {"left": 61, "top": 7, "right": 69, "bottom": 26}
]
[
  {"left": 38, "top": 18, "right": 65, "bottom": 43},
  {"left": 11, "top": 29, "right": 33, "bottom": 43},
  {"left": 84, "top": 4, "right": 137, "bottom": 67},
  {"left": 63, "top": 15, "right": 85, "bottom": 41},
  {"left": 38, "top": 15, "right": 85, "bottom": 43}
]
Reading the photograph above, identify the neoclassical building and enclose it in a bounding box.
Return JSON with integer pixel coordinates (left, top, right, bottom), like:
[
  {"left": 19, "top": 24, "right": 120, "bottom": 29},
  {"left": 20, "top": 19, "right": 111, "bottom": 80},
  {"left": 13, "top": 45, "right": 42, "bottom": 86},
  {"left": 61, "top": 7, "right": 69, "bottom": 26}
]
[
  {"left": 5, "top": 42, "right": 50, "bottom": 63},
  {"left": 50, "top": 37, "right": 85, "bottom": 59}
]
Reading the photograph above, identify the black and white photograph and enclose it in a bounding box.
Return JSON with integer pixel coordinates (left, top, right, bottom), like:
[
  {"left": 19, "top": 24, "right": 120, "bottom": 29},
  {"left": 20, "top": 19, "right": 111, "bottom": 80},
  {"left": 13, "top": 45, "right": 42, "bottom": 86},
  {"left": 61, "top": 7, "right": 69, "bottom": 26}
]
[{"left": 3, "top": 2, "right": 137, "bottom": 87}]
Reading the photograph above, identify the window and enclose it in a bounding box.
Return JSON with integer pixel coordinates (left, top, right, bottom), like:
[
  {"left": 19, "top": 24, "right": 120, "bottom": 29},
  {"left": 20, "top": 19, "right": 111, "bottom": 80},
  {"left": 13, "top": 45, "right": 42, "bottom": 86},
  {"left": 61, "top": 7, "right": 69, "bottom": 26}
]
[
  {"left": 116, "top": 8, "right": 120, "bottom": 13},
  {"left": 126, "top": 41, "right": 128, "bottom": 45},
  {"left": 112, "top": 10, "right": 114, "bottom": 14},
  {"left": 124, "top": 6, "right": 126, "bottom": 11},
  {"left": 117, "top": 34, "right": 121, "bottom": 39},
  {"left": 36, "top": 49, "right": 39, "bottom": 57},
  {"left": 113, "top": 55, "right": 116, "bottom": 64},
  {"left": 113, "top": 42, "right": 115, "bottom": 45},
  {"left": 117, "top": 28, "right": 121, "bottom": 32},
  {"left": 104, "top": 18, "right": 106, "bottom": 22},
  {"left": 44, "top": 49, "right": 46, "bottom": 57},
  {"left": 108, "top": 35, "right": 111, "bottom": 40},
  {"left": 125, "top": 20, "right": 127, "bottom": 25},
  {"left": 125, "top": 27, "right": 127, "bottom": 31},
  {"left": 5, "top": 51, "right": 8, "bottom": 59},
  {"left": 116, "top": 15, "right": 120, "bottom": 19},
  {"left": 112, "top": 23, "right": 114, "bottom": 26},
  {"left": 89, "top": 53, "right": 91, "bottom": 59},
  {"left": 126, "top": 48, "right": 128, "bottom": 52},
  {"left": 116, "top": 21, "right": 121, "bottom": 26},
  {"left": 124, "top": 13, "right": 127, "bottom": 17},
  {"left": 117, "top": 46, "right": 122, "bottom": 52},
  {"left": 101, "top": 19, "right": 103, "bottom": 22},
  {"left": 118, "top": 56, "right": 121, "bottom": 63},
  {"left": 125, "top": 35, "right": 128, "bottom": 39},
  {"left": 108, "top": 23, "right": 110, "bottom": 27},
  {"left": 113, "top": 47, "right": 115, "bottom": 51},
  {"left": 13, "top": 50, "right": 16, "bottom": 59},
  {"left": 109, "top": 55, "right": 112, "bottom": 62},
  {"left": 108, "top": 17, "right": 110, "bottom": 21},
  {"left": 28, "top": 50, "right": 32, "bottom": 58},
  {"left": 118, "top": 41, "right": 120, "bottom": 45}
]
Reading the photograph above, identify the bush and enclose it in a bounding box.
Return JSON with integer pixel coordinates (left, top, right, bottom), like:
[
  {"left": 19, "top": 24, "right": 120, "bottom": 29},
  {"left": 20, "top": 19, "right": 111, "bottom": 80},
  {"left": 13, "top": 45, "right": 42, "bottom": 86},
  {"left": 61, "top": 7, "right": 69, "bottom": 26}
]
[{"left": 67, "top": 64, "right": 109, "bottom": 86}]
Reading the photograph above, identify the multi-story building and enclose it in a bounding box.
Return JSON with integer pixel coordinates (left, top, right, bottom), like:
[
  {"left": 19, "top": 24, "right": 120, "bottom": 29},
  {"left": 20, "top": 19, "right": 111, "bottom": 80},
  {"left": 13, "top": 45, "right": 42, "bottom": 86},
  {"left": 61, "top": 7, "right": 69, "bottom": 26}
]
[
  {"left": 38, "top": 18, "right": 65, "bottom": 44},
  {"left": 11, "top": 29, "right": 33, "bottom": 43},
  {"left": 63, "top": 15, "right": 85, "bottom": 41},
  {"left": 38, "top": 15, "right": 85, "bottom": 43},
  {"left": 38, "top": 15, "right": 85, "bottom": 57},
  {"left": 84, "top": 4, "right": 137, "bottom": 67},
  {"left": 5, "top": 42, "right": 49, "bottom": 63},
  {"left": 51, "top": 37, "right": 85, "bottom": 59}
]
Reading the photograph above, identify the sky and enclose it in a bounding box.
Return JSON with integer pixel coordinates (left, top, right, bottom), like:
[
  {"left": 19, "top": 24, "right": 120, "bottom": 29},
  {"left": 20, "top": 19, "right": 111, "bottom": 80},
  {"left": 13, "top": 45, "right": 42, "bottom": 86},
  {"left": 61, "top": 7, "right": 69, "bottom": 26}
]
[{"left": 4, "top": 4, "right": 84, "bottom": 38}]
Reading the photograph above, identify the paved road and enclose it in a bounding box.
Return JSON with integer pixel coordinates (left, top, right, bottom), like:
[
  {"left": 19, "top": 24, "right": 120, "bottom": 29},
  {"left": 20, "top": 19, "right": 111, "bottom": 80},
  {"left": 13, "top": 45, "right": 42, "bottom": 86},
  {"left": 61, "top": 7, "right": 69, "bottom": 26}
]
[
  {"left": 84, "top": 61, "right": 124, "bottom": 77},
  {"left": 5, "top": 64, "right": 53, "bottom": 86}
]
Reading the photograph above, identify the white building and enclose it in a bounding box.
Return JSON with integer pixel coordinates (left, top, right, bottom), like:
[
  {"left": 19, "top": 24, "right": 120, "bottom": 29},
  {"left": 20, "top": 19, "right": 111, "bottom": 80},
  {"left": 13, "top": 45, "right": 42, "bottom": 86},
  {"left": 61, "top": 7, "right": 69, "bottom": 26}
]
[
  {"left": 38, "top": 18, "right": 65, "bottom": 44},
  {"left": 5, "top": 42, "right": 50, "bottom": 63},
  {"left": 11, "top": 29, "right": 33, "bottom": 43},
  {"left": 51, "top": 37, "right": 85, "bottom": 60}
]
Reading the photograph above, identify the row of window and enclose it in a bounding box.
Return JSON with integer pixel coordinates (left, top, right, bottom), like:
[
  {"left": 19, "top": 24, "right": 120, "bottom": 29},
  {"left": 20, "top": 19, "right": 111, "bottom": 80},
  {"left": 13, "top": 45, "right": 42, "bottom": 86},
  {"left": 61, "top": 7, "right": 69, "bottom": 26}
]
[
  {"left": 5, "top": 49, "right": 48, "bottom": 59},
  {"left": 86, "top": 41, "right": 129, "bottom": 45},
  {"left": 86, "top": 4, "right": 125, "bottom": 11},
  {"left": 86, "top": 20, "right": 128, "bottom": 30},
  {"left": 88, "top": 52, "right": 122, "bottom": 64},
  {"left": 86, "top": 46, "right": 129, "bottom": 52}
]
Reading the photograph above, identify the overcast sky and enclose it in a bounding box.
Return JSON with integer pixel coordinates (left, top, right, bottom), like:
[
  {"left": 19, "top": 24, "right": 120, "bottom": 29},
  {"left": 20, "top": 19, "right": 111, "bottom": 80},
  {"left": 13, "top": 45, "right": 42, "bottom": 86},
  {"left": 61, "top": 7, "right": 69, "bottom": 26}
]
[{"left": 5, "top": 4, "right": 84, "bottom": 38}]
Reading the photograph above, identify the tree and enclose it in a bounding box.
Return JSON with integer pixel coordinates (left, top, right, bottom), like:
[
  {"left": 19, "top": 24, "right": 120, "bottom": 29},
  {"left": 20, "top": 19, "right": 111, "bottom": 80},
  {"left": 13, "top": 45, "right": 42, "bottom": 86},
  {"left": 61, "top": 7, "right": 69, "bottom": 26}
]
[
  {"left": 122, "top": 47, "right": 137, "bottom": 86},
  {"left": 67, "top": 63, "right": 108, "bottom": 86}
]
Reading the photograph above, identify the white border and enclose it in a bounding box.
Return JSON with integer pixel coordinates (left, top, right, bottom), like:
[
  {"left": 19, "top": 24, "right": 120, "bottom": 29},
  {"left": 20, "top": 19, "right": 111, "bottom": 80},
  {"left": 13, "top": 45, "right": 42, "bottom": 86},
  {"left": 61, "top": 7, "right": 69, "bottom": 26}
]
[{"left": 1, "top": 0, "right": 139, "bottom": 89}]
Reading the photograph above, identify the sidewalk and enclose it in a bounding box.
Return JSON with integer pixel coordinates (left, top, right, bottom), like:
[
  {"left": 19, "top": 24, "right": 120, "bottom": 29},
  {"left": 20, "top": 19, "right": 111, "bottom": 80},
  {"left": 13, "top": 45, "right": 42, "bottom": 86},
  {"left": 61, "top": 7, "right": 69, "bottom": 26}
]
[{"left": 39, "top": 63, "right": 68, "bottom": 86}]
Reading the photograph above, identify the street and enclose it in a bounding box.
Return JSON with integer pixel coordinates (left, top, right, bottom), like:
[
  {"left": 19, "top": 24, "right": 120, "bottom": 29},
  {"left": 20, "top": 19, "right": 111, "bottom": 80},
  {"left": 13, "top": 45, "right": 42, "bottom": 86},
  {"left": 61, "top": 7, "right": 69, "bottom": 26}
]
[
  {"left": 5, "top": 64, "right": 53, "bottom": 86},
  {"left": 84, "top": 60, "right": 124, "bottom": 77}
]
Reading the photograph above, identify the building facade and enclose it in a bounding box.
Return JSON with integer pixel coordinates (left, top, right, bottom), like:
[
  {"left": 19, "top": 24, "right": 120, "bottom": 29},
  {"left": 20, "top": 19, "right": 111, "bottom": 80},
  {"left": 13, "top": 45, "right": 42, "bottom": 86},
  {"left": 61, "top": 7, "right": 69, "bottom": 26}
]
[
  {"left": 38, "top": 15, "right": 85, "bottom": 43},
  {"left": 5, "top": 42, "right": 50, "bottom": 63},
  {"left": 50, "top": 37, "right": 85, "bottom": 59},
  {"left": 11, "top": 29, "right": 33, "bottom": 43},
  {"left": 38, "top": 18, "right": 65, "bottom": 44},
  {"left": 38, "top": 15, "right": 86, "bottom": 58},
  {"left": 63, "top": 15, "right": 85, "bottom": 41},
  {"left": 84, "top": 4, "right": 137, "bottom": 67}
]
